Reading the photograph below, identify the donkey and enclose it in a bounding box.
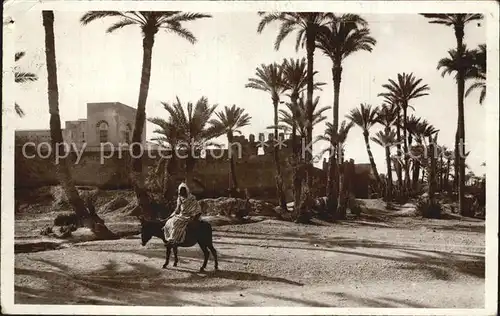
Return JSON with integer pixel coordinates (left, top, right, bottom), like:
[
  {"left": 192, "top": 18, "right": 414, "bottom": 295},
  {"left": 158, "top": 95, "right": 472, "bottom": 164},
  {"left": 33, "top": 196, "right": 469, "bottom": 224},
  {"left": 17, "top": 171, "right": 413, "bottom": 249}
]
[{"left": 139, "top": 215, "right": 218, "bottom": 272}]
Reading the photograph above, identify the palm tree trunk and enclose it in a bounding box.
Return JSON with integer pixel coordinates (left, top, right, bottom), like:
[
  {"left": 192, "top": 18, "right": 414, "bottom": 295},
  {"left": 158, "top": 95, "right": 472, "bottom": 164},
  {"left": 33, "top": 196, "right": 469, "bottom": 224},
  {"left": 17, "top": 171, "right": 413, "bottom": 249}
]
[
  {"left": 185, "top": 150, "right": 196, "bottom": 187},
  {"left": 272, "top": 99, "right": 287, "bottom": 210},
  {"left": 412, "top": 160, "right": 421, "bottom": 190},
  {"left": 439, "top": 153, "right": 444, "bottom": 191},
  {"left": 290, "top": 95, "right": 302, "bottom": 216},
  {"left": 228, "top": 131, "right": 239, "bottom": 193},
  {"left": 327, "top": 63, "right": 342, "bottom": 215},
  {"left": 156, "top": 157, "right": 167, "bottom": 193},
  {"left": 363, "top": 131, "right": 381, "bottom": 185},
  {"left": 305, "top": 30, "right": 315, "bottom": 189},
  {"left": 453, "top": 135, "right": 458, "bottom": 193},
  {"left": 163, "top": 150, "right": 177, "bottom": 202},
  {"left": 385, "top": 145, "right": 393, "bottom": 202},
  {"left": 428, "top": 138, "right": 437, "bottom": 204},
  {"left": 446, "top": 159, "right": 451, "bottom": 193},
  {"left": 297, "top": 28, "right": 316, "bottom": 223},
  {"left": 395, "top": 110, "right": 403, "bottom": 190},
  {"left": 131, "top": 31, "right": 155, "bottom": 219},
  {"left": 43, "top": 11, "right": 115, "bottom": 239},
  {"left": 402, "top": 105, "right": 411, "bottom": 192},
  {"left": 455, "top": 25, "right": 467, "bottom": 216}
]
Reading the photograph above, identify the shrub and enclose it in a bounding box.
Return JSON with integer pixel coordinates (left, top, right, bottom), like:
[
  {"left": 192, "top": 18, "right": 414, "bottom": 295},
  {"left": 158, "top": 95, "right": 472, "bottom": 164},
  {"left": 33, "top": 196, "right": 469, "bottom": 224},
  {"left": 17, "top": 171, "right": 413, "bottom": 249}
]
[
  {"left": 40, "top": 225, "right": 53, "bottom": 236},
  {"left": 416, "top": 197, "right": 442, "bottom": 219},
  {"left": 348, "top": 195, "right": 362, "bottom": 216},
  {"left": 54, "top": 212, "right": 79, "bottom": 226}
]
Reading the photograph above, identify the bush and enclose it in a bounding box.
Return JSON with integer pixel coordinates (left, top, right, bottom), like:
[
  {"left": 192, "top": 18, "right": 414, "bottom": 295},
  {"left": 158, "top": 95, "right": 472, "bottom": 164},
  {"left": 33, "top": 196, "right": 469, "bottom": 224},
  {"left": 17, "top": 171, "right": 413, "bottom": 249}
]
[
  {"left": 347, "top": 195, "right": 362, "bottom": 216},
  {"left": 53, "top": 212, "right": 79, "bottom": 226},
  {"left": 416, "top": 197, "right": 442, "bottom": 219}
]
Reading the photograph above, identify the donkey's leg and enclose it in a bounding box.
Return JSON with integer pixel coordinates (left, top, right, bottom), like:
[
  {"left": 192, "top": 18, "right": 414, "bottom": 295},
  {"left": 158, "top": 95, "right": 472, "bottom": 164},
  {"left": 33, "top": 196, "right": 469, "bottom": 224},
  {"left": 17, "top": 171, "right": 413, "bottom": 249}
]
[
  {"left": 173, "top": 247, "right": 179, "bottom": 267},
  {"left": 163, "top": 246, "right": 171, "bottom": 269},
  {"left": 208, "top": 245, "right": 218, "bottom": 271},
  {"left": 199, "top": 244, "right": 210, "bottom": 272}
]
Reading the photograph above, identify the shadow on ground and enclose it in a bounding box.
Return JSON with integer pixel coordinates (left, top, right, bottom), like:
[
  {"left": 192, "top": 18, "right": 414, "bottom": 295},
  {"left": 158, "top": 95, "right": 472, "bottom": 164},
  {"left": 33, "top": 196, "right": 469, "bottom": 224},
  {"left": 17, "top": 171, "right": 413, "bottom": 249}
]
[
  {"left": 15, "top": 253, "right": 302, "bottom": 306},
  {"left": 213, "top": 232, "right": 485, "bottom": 280}
]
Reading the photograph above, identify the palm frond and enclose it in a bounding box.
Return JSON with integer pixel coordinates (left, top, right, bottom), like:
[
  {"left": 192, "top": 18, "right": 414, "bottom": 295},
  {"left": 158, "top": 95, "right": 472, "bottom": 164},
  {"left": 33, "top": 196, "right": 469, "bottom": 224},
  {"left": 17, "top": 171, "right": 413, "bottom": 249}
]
[
  {"left": 15, "top": 51, "right": 25, "bottom": 62},
  {"left": 15, "top": 72, "right": 38, "bottom": 83},
  {"left": 106, "top": 18, "right": 136, "bottom": 33},
  {"left": 80, "top": 11, "right": 126, "bottom": 25}
]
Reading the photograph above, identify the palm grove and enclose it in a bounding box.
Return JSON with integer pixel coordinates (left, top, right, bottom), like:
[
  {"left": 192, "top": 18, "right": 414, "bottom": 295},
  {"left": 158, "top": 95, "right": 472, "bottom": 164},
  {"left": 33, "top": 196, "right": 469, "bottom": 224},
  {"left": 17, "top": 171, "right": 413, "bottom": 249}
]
[{"left": 25, "top": 11, "right": 485, "bottom": 237}]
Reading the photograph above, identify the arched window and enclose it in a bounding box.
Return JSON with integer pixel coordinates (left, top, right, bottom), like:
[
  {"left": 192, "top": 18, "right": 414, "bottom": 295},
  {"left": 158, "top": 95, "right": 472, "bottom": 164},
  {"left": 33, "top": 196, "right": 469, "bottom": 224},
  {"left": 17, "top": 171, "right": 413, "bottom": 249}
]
[{"left": 97, "top": 120, "right": 109, "bottom": 143}]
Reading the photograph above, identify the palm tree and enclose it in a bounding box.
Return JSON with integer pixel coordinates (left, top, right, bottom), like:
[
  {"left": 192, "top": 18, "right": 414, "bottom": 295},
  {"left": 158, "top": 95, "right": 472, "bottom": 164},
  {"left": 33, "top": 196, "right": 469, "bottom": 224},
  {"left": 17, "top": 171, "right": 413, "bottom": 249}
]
[
  {"left": 380, "top": 96, "right": 404, "bottom": 189},
  {"left": 149, "top": 96, "right": 222, "bottom": 187},
  {"left": 465, "top": 44, "right": 486, "bottom": 105},
  {"left": 317, "top": 120, "right": 355, "bottom": 218},
  {"left": 375, "top": 104, "right": 398, "bottom": 193},
  {"left": 346, "top": 103, "right": 381, "bottom": 186},
  {"left": 420, "top": 14, "right": 483, "bottom": 216},
  {"left": 278, "top": 95, "right": 330, "bottom": 216},
  {"left": 436, "top": 44, "right": 479, "bottom": 214},
  {"left": 80, "top": 11, "right": 212, "bottom": 219},
  {"left": 281, "top": 58, "right": 325, "bottom": 213},
  {"left": 371, "top": 129, "right": 398, "bottom": 202},
  {"left": 437, "top": 145, "right": 448, "bottom": 192},
  {"left": 315, "top": 14, "right": 376, "bottom": 212},
  {"left": 404, "top": 115, "right": 422, "bottom": 148},
  {"left": 277, "top": 95, "right": 329, "bottom": 220},
  {"left": 376, "top": 103, "right": 398, "bottom": 134},
  {"left": 147, "top": 117, "right": 182, "bottom": 201},
  {"left": 424, "top": 124, "right": 439, "bottom": 193},
  {"left": 14, "top": 51, "right": 38, "bottom": 117},
  {"left": 257, "top": 12, "right": 333, "bottom": 208},
  {"left": 378, "top": 73, "right": 430, "bottom": 191},
  {"left": 279, "top": 95, "right": 331, "bottom": 138},
  {"left": 43, "top": 11, "right": 115, "bottom": 239},
  {"left": 210, "top": 105, "right": 252, "bottom": 194},
  {"left": 317, "top": 121, "right": 354, "bottom": 160},
  {"left": 404, "top": 114, "right": 422, "bottom": 190},
  {"left": 411, "top": 119, "right": 439, "bottom": 190},
  {"left": 245, "top": 62, "right": 288, "bottom": 209}
]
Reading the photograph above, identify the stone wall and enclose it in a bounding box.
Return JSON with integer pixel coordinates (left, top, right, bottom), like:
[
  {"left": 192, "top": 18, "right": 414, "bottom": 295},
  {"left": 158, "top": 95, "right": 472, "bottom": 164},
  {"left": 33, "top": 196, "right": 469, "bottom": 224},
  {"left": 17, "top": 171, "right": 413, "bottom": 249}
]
[
  {"left": 16, "top": 132, "right": 377, "bottom": 200},
  {"left": 14, "top": 136, "right": 326, "bottom": 202}
]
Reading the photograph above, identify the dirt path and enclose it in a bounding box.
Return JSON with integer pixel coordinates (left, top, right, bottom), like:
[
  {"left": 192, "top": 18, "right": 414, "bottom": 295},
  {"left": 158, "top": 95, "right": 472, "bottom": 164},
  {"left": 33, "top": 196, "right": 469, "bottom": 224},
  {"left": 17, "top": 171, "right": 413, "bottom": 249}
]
[{"left": 14, "top": 218, "right": 484, "bottom": 307}]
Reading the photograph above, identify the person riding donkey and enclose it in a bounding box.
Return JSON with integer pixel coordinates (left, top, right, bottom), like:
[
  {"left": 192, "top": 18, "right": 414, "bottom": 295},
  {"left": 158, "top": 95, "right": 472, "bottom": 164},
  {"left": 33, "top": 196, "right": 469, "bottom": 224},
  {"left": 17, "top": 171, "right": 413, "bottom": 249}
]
[{"left": 163, "top": 182, "right": 202, "bottom": 245}]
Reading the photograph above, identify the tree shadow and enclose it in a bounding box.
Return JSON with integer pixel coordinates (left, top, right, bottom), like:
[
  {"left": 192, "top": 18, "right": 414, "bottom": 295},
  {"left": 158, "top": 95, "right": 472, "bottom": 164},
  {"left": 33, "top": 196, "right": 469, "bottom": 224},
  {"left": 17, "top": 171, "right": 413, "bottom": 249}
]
[
  {"left": 15, "top": 257, "right": 239, "bottom": 306},
  {"left": 171, "top": 267, "right": 303, "bottom": 286},
  {"left": 209, "top": 270, "right": 303, "bottom": 286},
  {"left": 253, "top": 292, "right": 332, "bottom": 306},
  {"left": 213, "top": 231, "right": 484, "bottom": 258},
  {"left": 215, "top": 237, "right": 484, "bottom": 280},
  {"left": 326, "top": 291, "right": 430, "bottom": 308},
  {"left": 80, "top": 243, "right": 268, "bottom": 266},
  {"left": 423, "top": 223, "right": 485, "bottom": 233}
]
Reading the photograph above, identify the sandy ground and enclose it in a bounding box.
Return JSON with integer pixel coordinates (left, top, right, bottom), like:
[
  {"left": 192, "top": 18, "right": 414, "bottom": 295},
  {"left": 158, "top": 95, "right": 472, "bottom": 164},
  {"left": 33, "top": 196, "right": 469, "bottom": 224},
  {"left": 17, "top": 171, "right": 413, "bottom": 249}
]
[{"left": 14, "top": 206, "right": 485, "bottom": 307}]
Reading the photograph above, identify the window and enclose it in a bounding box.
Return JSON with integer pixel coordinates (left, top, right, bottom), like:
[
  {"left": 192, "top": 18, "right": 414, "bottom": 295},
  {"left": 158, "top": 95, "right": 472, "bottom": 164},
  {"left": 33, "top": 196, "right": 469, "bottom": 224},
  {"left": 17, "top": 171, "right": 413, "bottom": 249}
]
[{"left": 97, "top": 121, "right": 109, "bottom": 143}]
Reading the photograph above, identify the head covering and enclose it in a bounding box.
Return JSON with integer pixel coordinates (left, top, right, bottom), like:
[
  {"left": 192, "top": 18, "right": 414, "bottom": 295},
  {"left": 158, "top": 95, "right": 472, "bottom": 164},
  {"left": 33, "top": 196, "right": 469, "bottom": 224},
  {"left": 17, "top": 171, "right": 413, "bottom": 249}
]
[{"left": 178, "top": 182, "right": 190, "bottom": 197}]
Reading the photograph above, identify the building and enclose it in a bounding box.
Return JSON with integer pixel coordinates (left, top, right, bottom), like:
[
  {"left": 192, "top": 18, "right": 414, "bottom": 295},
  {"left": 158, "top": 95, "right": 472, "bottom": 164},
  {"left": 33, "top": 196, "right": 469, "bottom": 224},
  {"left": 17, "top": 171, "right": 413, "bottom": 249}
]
[
  {"left": 15, "top": 129, "right": 52, "bottom": 145},
  {"left": 15, "top": 102, "right": 145, "bottom": 148}
]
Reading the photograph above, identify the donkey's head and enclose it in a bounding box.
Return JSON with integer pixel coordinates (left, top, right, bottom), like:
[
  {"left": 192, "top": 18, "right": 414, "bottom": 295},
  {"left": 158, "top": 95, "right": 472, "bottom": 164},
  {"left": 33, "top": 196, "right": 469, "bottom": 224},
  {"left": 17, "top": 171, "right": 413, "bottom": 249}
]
[
  {"left": 139, "top": 216, "right": 152, "bottom": 246},
  {"left": 138, "top": 216, "right": 164, "bottom": 246}
]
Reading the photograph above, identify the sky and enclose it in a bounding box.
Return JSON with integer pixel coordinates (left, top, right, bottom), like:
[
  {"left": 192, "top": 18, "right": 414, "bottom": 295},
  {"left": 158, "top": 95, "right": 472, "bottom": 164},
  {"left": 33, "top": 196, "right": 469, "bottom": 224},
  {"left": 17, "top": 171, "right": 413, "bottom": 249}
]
[{"left": 10, "top": 10, "right": 487, "bottom": 175}]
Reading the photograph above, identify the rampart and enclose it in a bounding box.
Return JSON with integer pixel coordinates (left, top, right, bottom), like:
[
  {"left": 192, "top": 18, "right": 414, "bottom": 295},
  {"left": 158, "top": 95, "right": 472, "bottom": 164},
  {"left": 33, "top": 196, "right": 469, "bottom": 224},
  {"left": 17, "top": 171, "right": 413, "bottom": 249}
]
[{"left": 14, "top": 132, "right": 328, "bottom": 201}]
